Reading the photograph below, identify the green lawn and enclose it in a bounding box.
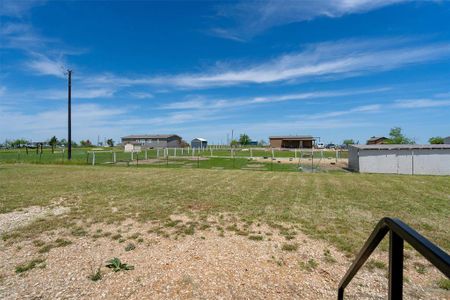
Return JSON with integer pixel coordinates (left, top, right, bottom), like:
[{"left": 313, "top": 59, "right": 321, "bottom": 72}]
[{"left": 0, "top": 164, "right": 448, "bottom": 254}]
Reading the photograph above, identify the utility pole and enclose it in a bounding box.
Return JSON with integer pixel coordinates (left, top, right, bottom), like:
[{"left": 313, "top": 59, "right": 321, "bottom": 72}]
[{"left": 67, "top": 69, "right": 72, "bottom": 160}]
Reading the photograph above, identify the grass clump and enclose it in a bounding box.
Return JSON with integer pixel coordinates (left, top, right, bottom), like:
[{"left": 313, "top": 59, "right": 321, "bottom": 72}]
[
  {"left": 366, "top": 259, "right": 386, "bottom": 271},
  {"left": 323, "top": 249, "right": 337, "bottom": 263},
  {"left": 15, "top": 258, "right": 45, "bottom": 273},
  {"left": 437, "top": 278, "right": 450, "bottom": 290},
  {"left": 299, "top": 259, "right": 318, "bottom": 272},
  {"left": 248, "top": 235, "right": 263, "bottom": 241},
  {"left": 125, "top": 242, "right": 136, "bottom": 251},
  {"left": 281, "top": 243, "right": 298, "bottom": 251},
  {"left": 413, "top": 262, "right": 427, "bottom": 274},
  {"left": 88, "top": 267, "right": 102, "bottom": 282}
]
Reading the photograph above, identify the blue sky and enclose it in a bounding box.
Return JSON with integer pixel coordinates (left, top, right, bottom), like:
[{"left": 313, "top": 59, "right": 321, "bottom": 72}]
[{"left": 1, "top": 0, "right": 450, "bottom": 145}]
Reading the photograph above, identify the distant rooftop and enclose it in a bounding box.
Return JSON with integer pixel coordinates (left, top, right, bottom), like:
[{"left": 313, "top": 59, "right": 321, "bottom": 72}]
[
  {"left": 269, "top": 135, "right": 315, "bottom": 140},
  {"left": 350, "top": 144, "right": 450, "bottom": 150},
  {"left": 192, "top": 137, "right": 207, "bottom": 141},
  {"left": 367, "top": 136, "right": 388, "bottom": 142},
  {"left": 122, "top": 134, "right": 180, "bottom": 139}
]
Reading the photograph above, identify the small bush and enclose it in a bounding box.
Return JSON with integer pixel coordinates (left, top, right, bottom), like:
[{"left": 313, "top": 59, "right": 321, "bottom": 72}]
[
  {"left": 281, "top": 243, "right": 298, "bottom": 251},
  {"left": 106, "top": 257, "right": 134, "bottom": 272},
  {"left": 414, "top": 262, "right": 427, "bottom": 274}
]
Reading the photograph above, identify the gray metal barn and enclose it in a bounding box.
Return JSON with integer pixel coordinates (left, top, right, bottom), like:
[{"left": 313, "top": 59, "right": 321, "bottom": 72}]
[
  {"left": 348, "top": 144, "right": 450, "bottom": 175},
  {"left": 191, "top": 137, "right": 207, "bottom": 149}
]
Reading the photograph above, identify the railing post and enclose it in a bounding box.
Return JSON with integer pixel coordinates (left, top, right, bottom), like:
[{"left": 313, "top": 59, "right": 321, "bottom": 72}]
[
  {"left": 337, "top": 288, "right": 344, "bottom": 300},
  {"left": 389, "top": 230, "right": 404, "bottom": 300}
]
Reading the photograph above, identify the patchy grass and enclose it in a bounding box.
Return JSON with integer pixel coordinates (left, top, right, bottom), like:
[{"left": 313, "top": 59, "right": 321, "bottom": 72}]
[
  {"left": 366, "top": 259, "right": 386, "bottom": 271},
  {"left": 248, "top": 235, "right": 264, "bottom": 241},
  {"left": 125, "top": 243, "right": 136, "bottom": 251},
  {"left": 323, "top": 249, "right": 337, "bottom": 263},
  {"left": 299, "top": 259, "right": 318, "bottom": 272},
  {"left": 437, "top": 278, "right": 450, "bottom": 290},
  {"left": 15, "top": 258, "right": 46, "bottom": 274},
  {"left": 1, "top": 164, "right": 449, "bottom": 255},
  {"left": 88, "top": 267, "right": 102, "bottom": 282},
  {"left": 281, "top": 243, "right": 298, "bottom": 251}
]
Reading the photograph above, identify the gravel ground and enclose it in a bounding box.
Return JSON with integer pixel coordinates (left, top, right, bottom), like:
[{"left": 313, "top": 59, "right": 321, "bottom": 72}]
[
  {"left": 0, "top": 205, "right": 69, "bottom": 234},
  {"left": 0, "top": 213, "right": 448, "bottom": 299}
]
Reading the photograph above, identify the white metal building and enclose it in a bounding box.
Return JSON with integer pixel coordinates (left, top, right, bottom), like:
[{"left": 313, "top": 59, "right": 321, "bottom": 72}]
[
  {"left": 124, "top": 143, "right": 142, "bottom": 153},
  {"left": 348, "top": 144, "right": 450, "bottom": 175},
  {"left": 191, "top": 138, "right": 207, "bottom": 149},
  {"left": 445, "top": 136, "right": 450, "bottom": 144}
]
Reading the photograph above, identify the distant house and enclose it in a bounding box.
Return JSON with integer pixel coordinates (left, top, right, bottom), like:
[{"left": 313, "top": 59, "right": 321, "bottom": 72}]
[
  {"left": 124, "top": 142, "right": 141, "bottom": 153},
  {"left": 191, "top": 137, "right": 207, "bottom": 149},
  {"left": 121, "top": 134, "right": 182, "bottom": 148},
  {"left": 269, "top": 135, "right": 315, "bottom": 149},
  {"left": 445, "top": 136, "right": 450, "bottom": 144},
  {"left": 366, "top": 136, "right": 389, "bottom": 145}
]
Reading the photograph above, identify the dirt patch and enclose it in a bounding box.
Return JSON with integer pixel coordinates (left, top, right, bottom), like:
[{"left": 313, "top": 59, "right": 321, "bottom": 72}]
[
  {"left": 0, "top": 215, "right": 447, "bottom": 299},
  {"left": 0, "top": 206, "right": 69, "bottom": 235}
]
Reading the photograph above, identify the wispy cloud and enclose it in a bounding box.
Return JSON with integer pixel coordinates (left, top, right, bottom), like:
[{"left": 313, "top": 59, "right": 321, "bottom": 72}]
[
  {"left": 143, "top": 38, "right": 450, "bottom": 88},
  {"left": 26, "top": 53, "right": 66, "bottom": 77},
  {"left": 393, "top": 98, "right": 450, "bottom": 108},
  {"left": 160, "top": 87, "right": 390, "bottom": 110},
  {"left": 0, "top": 0, "right": 46, "bottom": 17},
  {"left": 306, "top": 104, "right": 382, "bottom": 120},
  {"left": 212, "top": 0, "right": 409, "bottom": 40}
]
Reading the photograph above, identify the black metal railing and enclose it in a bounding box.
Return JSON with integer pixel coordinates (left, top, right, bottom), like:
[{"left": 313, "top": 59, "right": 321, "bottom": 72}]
[{"left": 338, "top": 217, "right": 450, "bottom": 300}]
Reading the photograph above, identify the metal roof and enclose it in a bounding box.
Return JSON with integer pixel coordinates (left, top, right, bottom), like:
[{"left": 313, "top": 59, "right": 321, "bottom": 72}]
[
  {"left": 192, "top": 137, "right": 207, "bottom": 142},
  {"left": 350, "top": 144, "right": 450, "bottom": 150},
  {"left": 269, "top": 135, "right": 315, "bottom": 140},
  {"left": 122, "top": 134, "right": 180, "bottom": 139}
]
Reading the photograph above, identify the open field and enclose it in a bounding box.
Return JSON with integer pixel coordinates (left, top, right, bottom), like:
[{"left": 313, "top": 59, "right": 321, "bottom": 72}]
[
  {"left": 0, "top": 148, "right": 347, "bottom": 173},
  {"left": 0, "top": 164, "right": 449, "bottom": 299}
]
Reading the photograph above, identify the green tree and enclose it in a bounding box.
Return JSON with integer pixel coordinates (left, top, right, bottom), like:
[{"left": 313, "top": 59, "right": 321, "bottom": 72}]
[
  {"left": 107, "top": 138, "right": 114, "bottom": 147},
  {"left": 80, "top": 140, "right": 92, "bottom": 147},
  {"left": 239, "top": 133, "right": 251, "bottom": 145},
  {"left": 11, "top": 139, "right": 29, "bottom": 148},
  {"left": 428, "top": 136, "right": 444, "bottom": 144},
  {"left": 230, "top": 139, "right": 239, "bottom": 147},
  {"left": 343, "top": 139, "right": 355, "bottom": 146},
  {"left": 49, "top": 136, "right": 58, "bottom": 153},
  {"left": 387, "top": 127, "right": 414, "bottom": 144}
]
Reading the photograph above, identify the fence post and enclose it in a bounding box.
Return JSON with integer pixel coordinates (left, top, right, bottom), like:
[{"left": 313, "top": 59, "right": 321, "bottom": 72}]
[
  {"left": 294, "top": 149, "right": 297, "bottom": 158},
  {"left": 131, "top": 151, "right": 133, "bottom": 161},
  {"left": 113, "top": 152, "right": 116, "bottom": 163},
  {"left": 145, "top": 150, "right": 148, "bottom": 160},
  {"left": 157, "top": 148, "right": 160, "bottom": 158},
  {"left": 92, "top": 152, "right": 95, "bottom": 166},
  {"left": 388, "top": 231, "right": 404, "bottom": 300},
  {"left": 174, "top": 148, "right": 176, "bottom": 157},
  {"left": 210, "top": 147, "right": 213, "bottom": 157},
  {"left": 136, "top": 153, "right": 139, "bottom": 166}
]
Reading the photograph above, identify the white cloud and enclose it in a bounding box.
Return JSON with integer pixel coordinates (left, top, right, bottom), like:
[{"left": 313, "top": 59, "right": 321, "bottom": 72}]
[
  {"left": 393, "top": 99, "right": 450, "bottom": 108},
  {"left": 144, "top": 39, "right": 450, "bottom": 88},
  {"left": 26, "top": 53, "right": 66, "bottom": 77},
  {"left": 0, "top": 0, "right": 46, "bottom": 17},
  {"left": 160, "top": 87, "right": 390, "bottom": 110},
  {"left": 306, "top": 104, "right": 382, "bottom": 119},
  {"left": 213, "top": 0, "right": 409, "bottom": 40},
  {"left": 129, "top": 92, "right": 154, "bottom": 99}
]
